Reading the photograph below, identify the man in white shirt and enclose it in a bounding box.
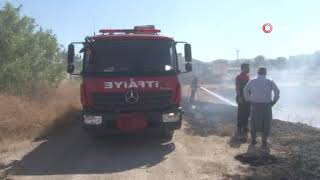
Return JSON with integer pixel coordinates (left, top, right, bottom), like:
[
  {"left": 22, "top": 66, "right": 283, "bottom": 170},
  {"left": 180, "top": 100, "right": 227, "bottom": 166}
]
[{"left": 243, "top": 67, "right": 280, "bottom": 148}]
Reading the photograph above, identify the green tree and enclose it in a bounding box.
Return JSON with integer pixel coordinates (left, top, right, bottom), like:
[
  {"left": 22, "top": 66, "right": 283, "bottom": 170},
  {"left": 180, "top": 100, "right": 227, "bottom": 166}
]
[{"left": 0, "top": 3, "right": 65, "bottom": 94}]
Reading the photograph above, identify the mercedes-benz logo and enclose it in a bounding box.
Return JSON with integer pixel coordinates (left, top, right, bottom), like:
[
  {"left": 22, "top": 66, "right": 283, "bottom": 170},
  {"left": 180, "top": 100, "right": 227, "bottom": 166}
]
[{"left": 124, "top": 89, "right": 139, "bottom": 104}]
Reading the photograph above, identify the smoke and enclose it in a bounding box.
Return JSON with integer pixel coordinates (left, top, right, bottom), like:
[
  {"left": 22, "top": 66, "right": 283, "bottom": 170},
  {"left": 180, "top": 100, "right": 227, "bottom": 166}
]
[
  {"left": 191, "top": 59, "right": 320, "bottom": 128},
  {"left": 268, "top": 65, "right": 320, "bottom": 127}
]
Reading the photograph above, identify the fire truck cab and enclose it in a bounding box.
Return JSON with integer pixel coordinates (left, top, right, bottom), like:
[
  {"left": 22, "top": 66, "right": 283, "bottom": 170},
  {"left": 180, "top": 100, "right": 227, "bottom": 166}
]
[{"left": 67, "top": 25, "right": 192, "bottom": 140}]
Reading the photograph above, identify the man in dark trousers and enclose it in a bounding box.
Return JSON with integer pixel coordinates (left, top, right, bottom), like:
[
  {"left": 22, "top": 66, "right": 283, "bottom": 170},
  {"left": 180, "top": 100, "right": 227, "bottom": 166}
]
[
  {"left": 243, "top": 67, "right": 280, "bottom": 149},
  {"left": 235, "top": 63, "right": 250, "bottom": 138}
]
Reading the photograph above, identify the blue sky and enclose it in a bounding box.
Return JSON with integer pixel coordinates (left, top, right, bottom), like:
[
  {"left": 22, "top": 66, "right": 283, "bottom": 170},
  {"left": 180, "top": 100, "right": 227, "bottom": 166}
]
[{"left": 3, "top": 0, "right": 320, "bottom": 61}]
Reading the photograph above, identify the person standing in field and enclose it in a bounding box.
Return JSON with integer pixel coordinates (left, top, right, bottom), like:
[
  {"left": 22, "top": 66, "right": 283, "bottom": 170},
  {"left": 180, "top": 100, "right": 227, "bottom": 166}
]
[
  {"left": 235, "top": 63, "right": 250, "bottom": 138},
  {"left": 243, "top": 67, "right": 280, "bottom": 149}
]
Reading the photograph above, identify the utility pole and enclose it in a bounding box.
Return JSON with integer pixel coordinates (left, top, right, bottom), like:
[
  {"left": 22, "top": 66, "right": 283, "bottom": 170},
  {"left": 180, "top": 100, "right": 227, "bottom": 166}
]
[
  {"left": 93, "top": 16, "right": 96, "bottom": 36},
  {"left": 236, "top": 50, "right": 240, "bottom": 61}
]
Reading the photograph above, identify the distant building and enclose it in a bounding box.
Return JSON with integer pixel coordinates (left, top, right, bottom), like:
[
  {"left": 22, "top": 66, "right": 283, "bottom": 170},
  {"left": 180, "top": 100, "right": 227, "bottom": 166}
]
[
  {"left": 288, "top": 52, "right": 320, "bottom": 70},
  {"left": 210, "top": 60, "right": 229, "bottom": 76}
]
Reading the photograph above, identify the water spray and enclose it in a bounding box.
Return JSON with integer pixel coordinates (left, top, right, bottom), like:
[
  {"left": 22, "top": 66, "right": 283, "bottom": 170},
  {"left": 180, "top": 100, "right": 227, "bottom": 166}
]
[{"left": 200, "top": 87, "right": 237, "bottom": 107}]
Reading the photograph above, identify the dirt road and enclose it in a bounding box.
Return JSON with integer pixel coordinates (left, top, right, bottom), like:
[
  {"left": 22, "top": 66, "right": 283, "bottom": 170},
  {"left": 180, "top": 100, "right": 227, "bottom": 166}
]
[
  {"left": 4, "top": 103, "right": 255, "bottom": 180},
  {"left": 3, "top": 88, "right": 313, "bottom": 179},
  {"left": 4, "top": 97, "right": 294, "bottom": 180},
  {"left": 2, "top": 86, "right": 319, "bottom": 179},
  {"left": 4, "top": 106, "right": 316, "bottom": 180}
]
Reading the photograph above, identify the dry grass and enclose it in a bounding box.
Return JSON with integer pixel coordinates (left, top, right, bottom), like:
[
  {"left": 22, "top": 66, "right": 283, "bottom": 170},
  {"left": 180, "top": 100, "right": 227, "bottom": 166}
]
[{"left": 0, "top": 81, "right": 81, "bottom": 153}]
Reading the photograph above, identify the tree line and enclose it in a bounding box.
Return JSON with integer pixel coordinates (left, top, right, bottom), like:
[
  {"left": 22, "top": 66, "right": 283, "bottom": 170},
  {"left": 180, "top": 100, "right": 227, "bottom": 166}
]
[{"left": 0, "top": 3, "right": 66, "bottom": 95}]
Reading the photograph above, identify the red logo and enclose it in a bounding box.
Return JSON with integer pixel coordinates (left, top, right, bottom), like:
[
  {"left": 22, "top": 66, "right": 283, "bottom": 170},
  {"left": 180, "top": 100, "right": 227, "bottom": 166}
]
[{"left": 262, "top": 23, "right": 273, "bottom": 33}]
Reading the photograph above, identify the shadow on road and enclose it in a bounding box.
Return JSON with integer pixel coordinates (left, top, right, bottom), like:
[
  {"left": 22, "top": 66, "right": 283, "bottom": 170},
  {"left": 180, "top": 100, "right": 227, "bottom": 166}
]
[
  {"left": 235, "top": 144, "right": 277, "bottom": 167},
  {"left": 225, "top": 145, "right": 289, "bottom": 179},
  {"left": 10, "top": 125, "right": 175, "bottom": 176}
]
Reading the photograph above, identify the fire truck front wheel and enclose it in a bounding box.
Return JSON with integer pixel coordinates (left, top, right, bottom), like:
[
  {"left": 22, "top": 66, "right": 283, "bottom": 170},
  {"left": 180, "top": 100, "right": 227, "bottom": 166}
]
[
  {"left": 85, "top": 129, "right": 104, "bottom": 139},
  {"left": 161, "top": 129, "right": 174, "bottom": 141}
]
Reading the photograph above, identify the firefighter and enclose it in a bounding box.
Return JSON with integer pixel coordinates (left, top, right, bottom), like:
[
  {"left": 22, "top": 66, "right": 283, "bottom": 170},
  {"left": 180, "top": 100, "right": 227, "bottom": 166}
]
[
  {"left": 235, "top": 63, "right": 250, "bottom": 138},
  {"left": 243, "top": 67, "right": 280, "bottom": 149},
  {"left": 190, "top": 76, "right": 198, "bottom": 104}
]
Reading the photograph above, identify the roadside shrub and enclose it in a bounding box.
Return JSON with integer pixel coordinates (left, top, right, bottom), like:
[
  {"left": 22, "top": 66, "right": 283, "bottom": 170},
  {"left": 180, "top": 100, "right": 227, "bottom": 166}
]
[{"left": 0, "top": 3, "right": 65, "bottom": 95}]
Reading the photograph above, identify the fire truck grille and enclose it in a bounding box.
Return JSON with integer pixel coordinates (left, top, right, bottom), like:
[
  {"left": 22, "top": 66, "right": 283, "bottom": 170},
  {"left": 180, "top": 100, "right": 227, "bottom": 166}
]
[{"left": 91, "top": 91, "right": 172, "bottom": 112}]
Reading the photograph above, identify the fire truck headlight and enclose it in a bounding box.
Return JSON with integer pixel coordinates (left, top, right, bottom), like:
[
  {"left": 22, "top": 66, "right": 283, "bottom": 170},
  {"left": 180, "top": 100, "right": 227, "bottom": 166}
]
[
  {"left": 162, "top": 112, "right": 180, "bottom": 123},
  {"left": 83, "top": 115, "right": 102, "bottom": 125}
]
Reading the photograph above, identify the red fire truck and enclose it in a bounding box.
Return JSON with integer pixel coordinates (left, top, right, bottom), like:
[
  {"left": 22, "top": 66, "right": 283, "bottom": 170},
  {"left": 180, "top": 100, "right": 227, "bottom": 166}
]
[{"left": 67, "top": 25, "right": 192, "bottom": 140}]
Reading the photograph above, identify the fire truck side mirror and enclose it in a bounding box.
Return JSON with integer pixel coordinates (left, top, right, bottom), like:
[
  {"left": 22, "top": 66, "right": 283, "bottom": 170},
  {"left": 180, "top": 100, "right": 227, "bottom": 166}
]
[
  {"left": 184, "top": 44, "right": 192, "bottom": 62},
  {"left": 67, "top": 44, "right": 75, "bottom": 64},
  {"left": 67, "top": 64, "right": 75, "bottom": 74},
  {"left": 185, "top": 63, "right": 192, "bottom": 72}
]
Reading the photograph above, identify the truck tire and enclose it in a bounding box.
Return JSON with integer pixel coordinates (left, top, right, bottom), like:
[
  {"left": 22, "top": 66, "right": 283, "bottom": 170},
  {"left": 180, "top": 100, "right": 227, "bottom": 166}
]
[{"left": 162, "top": 129, "right": 174, "bottom": 141}]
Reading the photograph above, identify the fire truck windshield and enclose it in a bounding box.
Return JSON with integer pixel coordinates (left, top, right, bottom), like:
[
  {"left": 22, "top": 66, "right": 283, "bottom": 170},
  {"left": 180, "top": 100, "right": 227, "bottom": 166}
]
[{"left": 83, "top": 39, "right": 177, "bottom": 76}]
